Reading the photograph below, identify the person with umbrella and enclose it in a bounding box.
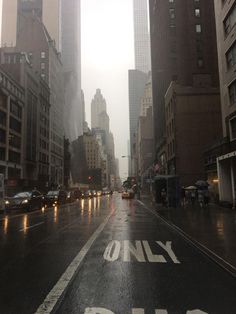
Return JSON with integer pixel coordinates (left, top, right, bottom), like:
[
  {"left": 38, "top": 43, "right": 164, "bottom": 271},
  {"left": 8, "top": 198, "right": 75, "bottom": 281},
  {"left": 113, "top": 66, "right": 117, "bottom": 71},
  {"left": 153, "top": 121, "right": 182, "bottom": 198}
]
[{"left": 195, "top": 180, "right": 210, "bottom": 207}]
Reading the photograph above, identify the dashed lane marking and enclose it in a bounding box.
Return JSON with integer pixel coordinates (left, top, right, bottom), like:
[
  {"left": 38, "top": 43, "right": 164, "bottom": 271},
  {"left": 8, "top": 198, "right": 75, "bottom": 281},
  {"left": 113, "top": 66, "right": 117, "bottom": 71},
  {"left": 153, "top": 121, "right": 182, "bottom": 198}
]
[{"left": 19, "top": 221, "right": 44, "bottom": 232}]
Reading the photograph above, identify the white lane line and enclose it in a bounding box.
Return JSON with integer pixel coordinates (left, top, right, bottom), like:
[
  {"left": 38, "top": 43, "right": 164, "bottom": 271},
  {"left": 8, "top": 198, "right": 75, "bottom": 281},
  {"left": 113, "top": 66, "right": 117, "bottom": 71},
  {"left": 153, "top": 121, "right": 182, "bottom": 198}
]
[
  {"left": 35, "top": 208, "right": 115, "bottom": 314},
  {"left": 19, "top": 222, "right": 44, "bottom": 232}
]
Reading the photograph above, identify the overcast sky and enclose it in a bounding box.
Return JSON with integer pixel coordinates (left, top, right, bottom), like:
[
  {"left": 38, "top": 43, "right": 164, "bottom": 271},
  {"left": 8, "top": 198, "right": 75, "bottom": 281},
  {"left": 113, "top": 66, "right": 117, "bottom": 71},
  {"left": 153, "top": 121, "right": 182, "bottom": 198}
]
[
  {"left": 81, "top": 0, "right": 134, "bottom": 180},
  {"left": 0, "top": 0, "right": 134, "bottom": 181}
]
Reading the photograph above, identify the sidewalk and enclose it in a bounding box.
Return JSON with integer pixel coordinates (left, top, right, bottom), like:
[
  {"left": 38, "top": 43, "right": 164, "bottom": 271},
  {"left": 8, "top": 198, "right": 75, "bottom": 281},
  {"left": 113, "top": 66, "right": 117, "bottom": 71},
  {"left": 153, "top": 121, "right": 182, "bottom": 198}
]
[{"left": 140, "top": 194, "right": 236, "bottom": 275}]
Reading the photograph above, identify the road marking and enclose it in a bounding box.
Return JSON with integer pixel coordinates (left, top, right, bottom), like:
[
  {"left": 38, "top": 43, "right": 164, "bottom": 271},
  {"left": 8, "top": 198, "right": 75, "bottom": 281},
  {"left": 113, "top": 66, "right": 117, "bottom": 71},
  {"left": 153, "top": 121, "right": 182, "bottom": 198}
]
[
  {"left": 156, "top": 241, "right": 180, "bottom": 264},
  {"left": 103, "top": 240, "right": 121, "bottom": 262},
  {"left": 103, "top": 240, "right": 180, "bottom": 263},
  {"left": 19, "top": 222, "right": 44, "bottom": 232},
  {"left": 124, "top": 240, "right": 146, "bottom": 262},
  {"left": 142, "top": 241, "right": 166, "bottom": 263},
  {"left": 35, "top": 208, "right": 115, "bottom": 314}
]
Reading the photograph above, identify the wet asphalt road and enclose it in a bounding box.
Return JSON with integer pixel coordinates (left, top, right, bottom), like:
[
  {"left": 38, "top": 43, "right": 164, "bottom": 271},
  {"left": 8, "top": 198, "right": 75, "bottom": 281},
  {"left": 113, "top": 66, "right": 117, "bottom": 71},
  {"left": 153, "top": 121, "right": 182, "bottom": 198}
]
[{"left": 0, "top": 194, "right": 236, "bottom": 314}]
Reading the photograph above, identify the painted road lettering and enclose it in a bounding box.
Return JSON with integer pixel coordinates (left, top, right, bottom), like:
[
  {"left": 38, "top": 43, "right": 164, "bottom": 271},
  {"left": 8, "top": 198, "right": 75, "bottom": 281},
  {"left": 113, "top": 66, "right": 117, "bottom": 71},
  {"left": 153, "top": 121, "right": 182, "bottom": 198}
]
[
  {"left": 84, "top": 308, "right": 207, "bottom": 314},
  {"left": 103, "top": 240, "right": 180, "bottom": 263}
]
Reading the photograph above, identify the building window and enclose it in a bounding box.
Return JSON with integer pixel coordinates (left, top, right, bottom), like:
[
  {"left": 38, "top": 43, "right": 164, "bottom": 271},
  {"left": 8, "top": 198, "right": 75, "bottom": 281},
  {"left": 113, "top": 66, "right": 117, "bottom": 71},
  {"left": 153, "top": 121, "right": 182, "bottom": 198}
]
[
  {"left": 0, "top": 129, "right": 6, "bottom": 143},
  {"left": 10, "top": 101, "right": 22, "bottom": 119},
  {"left": 10, "top": 117, "right": 21, "bottom": 133},
  {"left": 195, "top": 9, "right": 200, "bottom": 17},
  {"left": 229, "top": 80, "right": 236, "bottom": 106},
  {"left": 196, "top": 24, "right": 202, "bottom": 33},
  {"left": 226, "top": 41, "right": 236, "bottom": 69},
  {"left": 41, "top": 62, "right": 45, "bottom": 70},
  {"left": 0, "top": 111, "right": 6, "bottom": 126},
  {"left": 0, "top": 148, "right": 5, "bottom": 161},
  {"left": 9, "top": 150, "right": 21, "bottom": 164},
  {"left": 41, "top": 52, "right": 46, "bottom": 59},
  {"left": 169, "top": 8, "right": 175, "bottom": 19},
  {"left": 230, "top": 117, "right": 236, "bottom": 139},
  {"left": 224, "top": 4, "right": 236, "bottom": 36}
]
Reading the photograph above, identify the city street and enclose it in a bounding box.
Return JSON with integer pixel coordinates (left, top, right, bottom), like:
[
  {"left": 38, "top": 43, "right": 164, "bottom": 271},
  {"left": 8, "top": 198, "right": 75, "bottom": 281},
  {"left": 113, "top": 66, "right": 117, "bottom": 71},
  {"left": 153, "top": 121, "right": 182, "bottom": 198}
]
[{"left": 0, "top": 194, "right": 236, "bottom": 314}]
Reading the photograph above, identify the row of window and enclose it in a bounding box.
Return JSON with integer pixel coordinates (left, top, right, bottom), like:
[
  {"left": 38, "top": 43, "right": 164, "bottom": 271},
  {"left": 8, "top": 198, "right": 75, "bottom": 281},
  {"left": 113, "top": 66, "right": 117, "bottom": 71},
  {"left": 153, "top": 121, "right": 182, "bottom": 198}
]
[
  {"left": 0, "top": 148, "right": 21, "bottom": 164},
  {"left": 0, "top": 72, "right": 24, "bottom": 101},
  {"left": 224, "top": 3, "right": 236, "bottom": 36}
]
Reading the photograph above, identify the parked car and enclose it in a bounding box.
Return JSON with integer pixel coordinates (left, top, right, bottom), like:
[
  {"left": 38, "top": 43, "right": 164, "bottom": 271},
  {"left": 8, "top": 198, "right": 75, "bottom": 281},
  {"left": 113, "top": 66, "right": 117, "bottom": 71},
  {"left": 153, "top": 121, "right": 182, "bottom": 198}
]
[
  {"left": 97, "top": 190, "right": 102, "bottom": 197},
  {"left": 122, "top": 189, "right": 135, "bottom": 199},
  {"left": 92, "top": 190, "right": 97, "bottom": 197},
  {"left": 5, "top": 190, "right": 44, "bottom": 212},
  {"left": 44, "top": 190, "right": 67, "bottom": 206}
]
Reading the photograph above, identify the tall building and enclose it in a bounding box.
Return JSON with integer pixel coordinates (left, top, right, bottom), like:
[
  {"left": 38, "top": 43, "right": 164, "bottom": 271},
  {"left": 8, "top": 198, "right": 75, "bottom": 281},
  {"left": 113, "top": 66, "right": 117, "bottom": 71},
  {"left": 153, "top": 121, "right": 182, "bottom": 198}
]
[
  {"left": 61, "top": 0, "right": 82, "bottom": 140},
  {"left": 15, "top": 10, "right": 64, "bottom": 187},
  {"left": 129, "top": 69, "right": 148, "bottom": 175},
  {"left": 0, "top": 49, "right": 51, "bottom": 191},
  {"left": 91, "top": 89, "right": 107, "bottom": 129},
  {"left": 1, "top": 0, "right": 18, "bottom": 47},
  {"left": 214, "top": 0, "right": 236, "bottom": 206},
  {"left": 1, "top": 0, "right": 61, "bottom": 51},
  {"left": 128, "top": 0, "right": 151, "bottom": 176},
  {"left": 133, "top": 0, "right": 151, "bottom": 73},
  {"left": 0, "top": 65, "right": 24, "bottom": 194},
  {"left": 149, "top": 0, "right": 220, "bottom": 182}
]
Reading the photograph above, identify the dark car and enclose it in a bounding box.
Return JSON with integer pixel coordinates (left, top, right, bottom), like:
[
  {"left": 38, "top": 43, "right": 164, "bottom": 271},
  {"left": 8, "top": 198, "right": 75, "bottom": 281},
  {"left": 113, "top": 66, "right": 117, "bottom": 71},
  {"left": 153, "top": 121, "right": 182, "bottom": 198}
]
[
  {"left": 44, "top": 190, "right": 67, "bottom": 206},
  {"left": 66, "top": 191, "right": 76, "bottom": 203},
  {"left": 5, "top": 190, "right": 44, "bottom": 212},
  {"left": 83, "top": 190, "right": 93, "bottom": 198}
]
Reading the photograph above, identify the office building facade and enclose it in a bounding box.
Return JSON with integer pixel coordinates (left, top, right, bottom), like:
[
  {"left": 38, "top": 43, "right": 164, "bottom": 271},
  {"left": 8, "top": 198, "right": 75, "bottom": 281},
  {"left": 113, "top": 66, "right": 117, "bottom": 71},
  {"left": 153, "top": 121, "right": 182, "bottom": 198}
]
[
  {"left": 133, "top": 0, "right": 151, "bottom": 74},
  {"left": 214, "top": 0, "right": 236, "bottom": 206},
  {"left": 149, "top": 0, "right": 221, "bottom": 184}
]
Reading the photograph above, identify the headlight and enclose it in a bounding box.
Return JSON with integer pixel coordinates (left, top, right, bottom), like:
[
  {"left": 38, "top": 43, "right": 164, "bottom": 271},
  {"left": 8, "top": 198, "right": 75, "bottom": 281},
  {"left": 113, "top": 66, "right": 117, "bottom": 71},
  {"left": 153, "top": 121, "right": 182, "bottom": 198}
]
[
  {"left": 5, "top": 200, "right": 9, "bottom": 205},
  {"left": 22, "top": 199, "right": 29, "bottom": 204}
]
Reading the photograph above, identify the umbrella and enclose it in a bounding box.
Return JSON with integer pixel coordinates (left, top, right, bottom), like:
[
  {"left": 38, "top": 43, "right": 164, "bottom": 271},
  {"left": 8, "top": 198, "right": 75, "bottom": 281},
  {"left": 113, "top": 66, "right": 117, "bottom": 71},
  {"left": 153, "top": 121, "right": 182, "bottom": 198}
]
[
  {"left": 195, "top": 180, "right": 209, "bottom": 187},
  {"left": 185, "top": 186, "right": 197, "bottom": 190}
]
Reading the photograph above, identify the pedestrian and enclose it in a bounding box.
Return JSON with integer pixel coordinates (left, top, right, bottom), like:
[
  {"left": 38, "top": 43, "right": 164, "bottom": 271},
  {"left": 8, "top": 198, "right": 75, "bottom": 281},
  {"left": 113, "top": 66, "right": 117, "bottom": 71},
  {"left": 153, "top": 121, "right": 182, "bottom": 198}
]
[
  {"left": 198, "top": 189, "right": 204, "bottom": 208},
  {"left": 161, "top": 188, "right": 167, "bottom": 207},
  {"left": 190, "top": 189, "right": 196, "bottom": 205},
  {"left": 181, "top": 187, "right": 186, "bottom": 207},
  {"left": 204, "top": 189, "right": 210, "bottom": 206}
]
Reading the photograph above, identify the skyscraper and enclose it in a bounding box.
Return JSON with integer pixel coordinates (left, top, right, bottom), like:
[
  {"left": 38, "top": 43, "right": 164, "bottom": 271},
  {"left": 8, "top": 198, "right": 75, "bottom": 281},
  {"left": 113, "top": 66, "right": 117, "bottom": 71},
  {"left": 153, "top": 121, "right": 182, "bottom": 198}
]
[
  {"left": 128, "top": 0, "right": 151, "bottom": 175},
  {"left": 61, "top": 0, "right": 82, "bottom": 140},
  {"left": 1, "top": 0, "right": 61, "bottom": 51},
  {"left": 133, "top": 0, "right": 151, "bottom": 74},
  {"left": 91, "top": 89, "right": 107, "bottom": 130}
]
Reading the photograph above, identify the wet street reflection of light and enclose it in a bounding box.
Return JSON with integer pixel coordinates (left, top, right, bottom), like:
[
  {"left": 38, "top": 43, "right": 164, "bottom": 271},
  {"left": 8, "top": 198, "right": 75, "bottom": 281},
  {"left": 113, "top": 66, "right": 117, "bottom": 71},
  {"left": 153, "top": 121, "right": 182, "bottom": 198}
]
[
  {"left": 41, "top": 206, "right": 45, "bottom": 213},
  {"left": 3, "top": 216, "right": 9, "bottom": 235},
  {"left": 81, "top": 199, "right": 85, "bottom": 210},
  {"left": 88, "top": 199, "right": 92, "bottom": 224},
  {"left": 88, "top": 199, "right": 92, "bottom": 212},
  {"left": 216, "top": 219, "right": 224, "bottom": 238},
  {"left": 23, "top": 215, "right": 28, "bottom": 234},
  {"left": 54, "top": 206, "right": 58, "bottom": 223}
]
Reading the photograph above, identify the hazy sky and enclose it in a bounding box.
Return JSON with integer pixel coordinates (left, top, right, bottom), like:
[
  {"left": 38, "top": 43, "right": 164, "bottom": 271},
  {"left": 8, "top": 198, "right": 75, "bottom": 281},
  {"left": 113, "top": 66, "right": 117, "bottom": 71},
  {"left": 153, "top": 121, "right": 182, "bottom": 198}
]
[
  {"left": 0, "top": 0, "right": 134, "bottom": 181},
  {"left": 81, "top": 0, "right": 134, "bottom": 180}
]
